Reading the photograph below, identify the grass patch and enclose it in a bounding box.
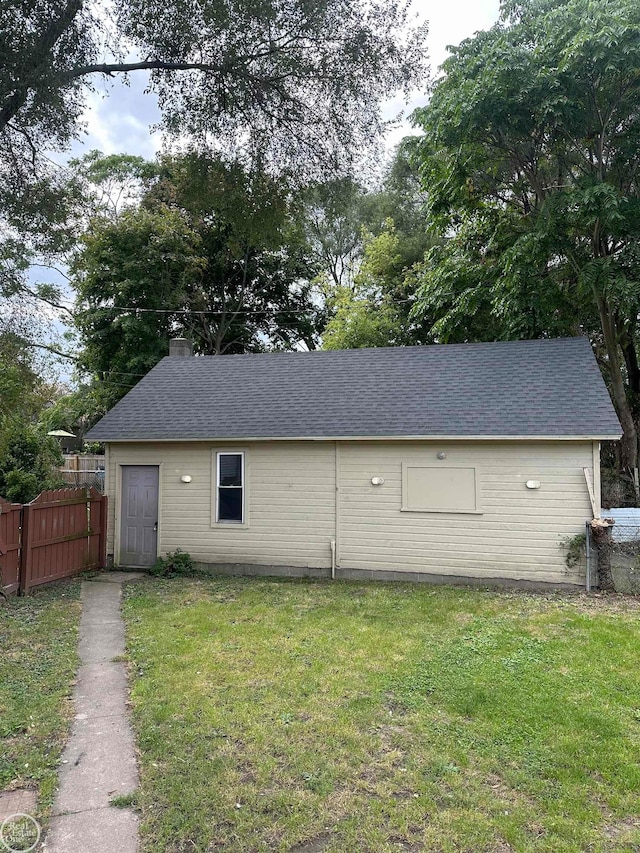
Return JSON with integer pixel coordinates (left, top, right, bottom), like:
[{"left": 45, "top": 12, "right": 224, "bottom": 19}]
[
  {"left": 110, "top": 791, "right": 139, "bottom": 809},
  {"left": 0, "top": 581, "right": 81, "bottom": 818},
  {"left": 123, "top": 577, "right": 640, "bottom": 852}
]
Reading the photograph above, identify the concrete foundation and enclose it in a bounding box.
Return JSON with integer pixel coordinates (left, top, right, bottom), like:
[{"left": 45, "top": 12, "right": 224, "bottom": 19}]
[{"left": 189, "top": 561, "right": 581, "bottom": 592}]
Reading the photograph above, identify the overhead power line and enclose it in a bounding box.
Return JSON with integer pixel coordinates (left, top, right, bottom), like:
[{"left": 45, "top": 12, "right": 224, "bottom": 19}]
[
  {"left": 78, "top": 297, "right": 414, "bottom": 316},
  {"left": 81, "top": 305, "right": 321, "bottom": 316}
]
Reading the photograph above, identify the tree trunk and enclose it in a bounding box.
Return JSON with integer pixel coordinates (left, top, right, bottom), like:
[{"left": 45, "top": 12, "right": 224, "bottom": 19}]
[
  {"left": 590, "top": 519, "right": 615, "bottom": 591},
  {"left": 596, "top": 297, "right": 638, "bottom": 469},
  {"left": 622, "top": 332, "right": 640, "bottom": 395}
]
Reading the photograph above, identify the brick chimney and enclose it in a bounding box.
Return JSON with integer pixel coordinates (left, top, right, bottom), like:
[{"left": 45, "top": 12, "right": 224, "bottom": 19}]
[{"left": 169, "top": 338, "right": 194, "bottom": 357}]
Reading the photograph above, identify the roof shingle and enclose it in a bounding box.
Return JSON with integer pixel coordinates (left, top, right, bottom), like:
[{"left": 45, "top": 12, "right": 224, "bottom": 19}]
[{"left": 86, "top": 338, "right": 621, "bottom": 441}]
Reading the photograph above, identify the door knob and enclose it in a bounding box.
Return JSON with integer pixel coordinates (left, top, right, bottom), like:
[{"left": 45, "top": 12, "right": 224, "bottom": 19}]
[{"left": 153, "top": 521, "right": 158, "bottom": 532}]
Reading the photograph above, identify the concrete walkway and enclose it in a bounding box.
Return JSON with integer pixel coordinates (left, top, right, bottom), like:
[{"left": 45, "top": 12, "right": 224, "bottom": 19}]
[{"left": 44, "top": 573, "right": 144, "bottom": 853}]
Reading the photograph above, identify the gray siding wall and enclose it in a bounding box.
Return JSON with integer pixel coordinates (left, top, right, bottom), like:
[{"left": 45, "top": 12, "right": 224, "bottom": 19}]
[{"left": 106, "top": 439, "right": 594, "bottom": 585}]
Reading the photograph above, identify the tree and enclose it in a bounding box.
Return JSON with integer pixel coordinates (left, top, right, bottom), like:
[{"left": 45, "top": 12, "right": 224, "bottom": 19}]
[
  {"left": 0, "top": 332, "right": 65, "bottom": 502},
  {"left": 1, "top": 0, "right": 427, "bottom": 166},
  {"left": 302, "top": 178, "right": 375, "bottom": 291},
  {"left": 322, "top": 220, "right": 430, "bottom": 349},
  {"left": 320, "top": 142, "right": 438, "bottom": 349},
  {"left": 69, "top": 150, "right": 160, "bottom": 218},
  {"left": 411, "top": 0, "right": 640, "bottom": 468},
  {"left": 0, "top": 425, "right": 64, "bottom": 503},
  {"left": 72, "top": 203, "right": 206, "bottom": 405},
  {"left": 0, "top": 0, "right": 428, "bottom": 362},
  {"left": 72, "top": 154, "right": 321, "bottom": 402},
  {"left": 322, "top": 224, "right": 406, "bottom": 350},
  {"left": 39, "top": 384, "right": 109, "bottom": 444},
  {"left": 0, "top": 0, "right": 428, "bottom": 243},
  {"left": 0, "top": 330, "right": 54, "bottom": 425},
  {"left": 303, "top": 143, "right": 432, "bottom": 294}
]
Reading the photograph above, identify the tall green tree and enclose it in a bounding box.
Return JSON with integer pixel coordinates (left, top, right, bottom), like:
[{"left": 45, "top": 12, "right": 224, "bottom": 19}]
[
  {"left": 302, "top": 178, "right": 375, "bottom": 291},
  {"left": 0, "top": 331, "right": 64, "bottom": 502},
  {"left": 73, "top": 202, "right": 206, "bottom": 405},
  {"left": 303, "top": 144, "right": 431, "bottom": 296},
  {"left": 1, "top": 0, "right": 427, "bottom": 166},
  {"left": 0, "top": 425, "right": 64, "bottom": 503},
  {"left": 72, "top": 154, "right": 321, "bottom": 403},
  {"left": 39, "top": 383, "right": 108, "bottom": 443},
  {"left": 323, "top": 224, "right": 412, "bottom": 350},
  {"left": 320, "top": 142, "right": 437, "bottom": 349},
  {"left": 412, "top": 0, "right": 640, "bottom": 468},
  {"left": 0, "top": 330, "right": 53, "bottom": 426},
  {"left": 1, "top": 0, "right": 428, "bottom": 374},
  {"left": 0, "top": 0, "right": 428, "bottom": 303}
]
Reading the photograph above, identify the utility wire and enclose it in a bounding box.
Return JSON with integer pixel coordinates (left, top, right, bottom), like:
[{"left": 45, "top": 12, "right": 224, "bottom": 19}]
[
  {"left": 77, "top": 297, "right": 414, "bottom": 316},
  {"left": 80, "top": 305, "right": 321, "bottom": 316}
]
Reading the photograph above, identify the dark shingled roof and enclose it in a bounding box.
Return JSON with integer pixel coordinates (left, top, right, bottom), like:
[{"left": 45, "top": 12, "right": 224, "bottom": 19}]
[{"left": 86, "top": 337, "right": 621, "bottom": 441}]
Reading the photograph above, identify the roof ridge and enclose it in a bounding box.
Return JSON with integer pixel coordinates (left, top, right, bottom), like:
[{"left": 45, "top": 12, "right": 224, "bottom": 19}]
[{"left": 158, "top": 336, "right": 590, "bottom": 361}]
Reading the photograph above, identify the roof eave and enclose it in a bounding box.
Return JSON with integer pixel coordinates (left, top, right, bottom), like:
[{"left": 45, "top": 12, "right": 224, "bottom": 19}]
[{"left": 87, "top": 433, "right": 623, "bottom": 443}]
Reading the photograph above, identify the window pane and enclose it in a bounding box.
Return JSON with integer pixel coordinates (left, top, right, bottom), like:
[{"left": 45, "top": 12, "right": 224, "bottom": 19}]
[
  {"left": 219, "top": 454, "right": 242, "bottom": 486},
  {"left": 218, "top": 487, "right": 243, "bottom": 522}
]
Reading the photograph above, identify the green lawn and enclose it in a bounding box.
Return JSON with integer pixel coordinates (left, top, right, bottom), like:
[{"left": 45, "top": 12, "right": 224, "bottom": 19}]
[
  {"left": 0, "top": 581, "right": 81, "bottom": 816},
  {"left": 123, "top": 576, "right": 640, "bottom": 853}
]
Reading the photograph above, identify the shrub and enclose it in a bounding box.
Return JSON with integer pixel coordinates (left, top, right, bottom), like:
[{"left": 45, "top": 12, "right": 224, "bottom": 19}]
[
  {"left": 149, "top": 549, "right": 195, "bottom": 578},
  {"left": 0, "top": 425, "right": 64, "bottom": 503},
  {"left": 560, "top": 532, "right": 586, "bottom": 569}
]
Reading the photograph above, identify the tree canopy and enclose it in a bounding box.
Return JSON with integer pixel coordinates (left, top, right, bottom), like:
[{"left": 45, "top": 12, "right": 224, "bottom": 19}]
[
  {"left": 72, "top": 153, "right": 321, "bottom": 406},
  {"left": 0, "top": 0, "right": 428, "bottom": 365},
  {"left": 320, "top": 142, "right": 436, "bottom": 350},
  {"left": 0, "top": 0, "right": 427, "bottom": 247},
  {"left": 1, "top": 0, "right": 426, "bottom": 164},
  {"left": 0, "top": 331, "right": 65, "bottom": 502},
  {"left": 411, "top": 0, "right": 640, "bottom": 467}
]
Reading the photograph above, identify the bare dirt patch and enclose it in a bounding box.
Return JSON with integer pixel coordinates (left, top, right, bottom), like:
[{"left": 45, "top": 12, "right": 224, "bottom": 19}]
[
  {"left": 288, "top": 832, "right": 332, "bottom": 852},
  {"left": 602, "top": 816, "right": 640, "bottom": 841}
]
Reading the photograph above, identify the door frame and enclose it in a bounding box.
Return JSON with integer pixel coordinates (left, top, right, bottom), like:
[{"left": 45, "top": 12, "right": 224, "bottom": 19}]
[{"left": 115, "top": 462, "right": 163, "bottom": 567}]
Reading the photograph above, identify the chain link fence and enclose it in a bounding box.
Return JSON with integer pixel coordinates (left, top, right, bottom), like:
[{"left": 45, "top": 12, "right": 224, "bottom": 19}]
[
  {"left": 588, "top": 511, "right": 640, "bottom": 593},
  {"left": 59, "top": 454, "right": 106, "bottom": 493},
  {"left": 601, "top": 467, "right": 640, "bottom": 508},
  {"left": 59, "top": 469, "right": 106, "bottom": 492}
]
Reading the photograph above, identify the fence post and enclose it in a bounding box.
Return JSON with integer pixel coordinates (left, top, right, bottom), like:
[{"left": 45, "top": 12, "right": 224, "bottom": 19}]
[
  {"left": 19, "top": 503, "right": 33, "bottom": 595},
  {"left": 585, "top": 520, "right": 591, "bottom": 592},
  {"left": 86, "top": 487, "right": 91, "bottom": 568},
  {"left": 100, "top": 495, "right": 108, "bottom": 569}
]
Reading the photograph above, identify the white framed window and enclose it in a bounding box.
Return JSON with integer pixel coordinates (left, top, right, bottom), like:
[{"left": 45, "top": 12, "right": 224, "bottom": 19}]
[{"left": 216, "top": 452, "right": 244, "bottom": 523}]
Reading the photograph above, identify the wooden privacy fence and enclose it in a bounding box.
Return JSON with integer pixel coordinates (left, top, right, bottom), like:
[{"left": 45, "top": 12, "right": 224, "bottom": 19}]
[
  {"left": 0, "top": 487, "right": 107, "bottom": 596},
  {"left": 60, "top": 455, "right": 106, "bottom": 492},
  {"left": 0, "top": 497, "right": 22, "bottom": 595}
]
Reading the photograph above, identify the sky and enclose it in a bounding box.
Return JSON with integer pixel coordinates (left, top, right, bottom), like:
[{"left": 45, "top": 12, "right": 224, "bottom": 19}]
[
  {"left": 75, "top": 0, "right": 502, "bottom": 161},
  {"left": 45, "top": 0, "right": 501, "bottom": 380}
]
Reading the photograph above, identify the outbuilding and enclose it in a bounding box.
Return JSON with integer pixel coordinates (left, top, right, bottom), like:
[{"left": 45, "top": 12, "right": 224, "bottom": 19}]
[{"left": 87, "top": 337, "right": 621, "bottom": 588}]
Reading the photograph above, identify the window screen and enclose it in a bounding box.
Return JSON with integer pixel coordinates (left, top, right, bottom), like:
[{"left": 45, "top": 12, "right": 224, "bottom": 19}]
[{"left": 217, "top": 453, "right": 244, "bottom": 522}]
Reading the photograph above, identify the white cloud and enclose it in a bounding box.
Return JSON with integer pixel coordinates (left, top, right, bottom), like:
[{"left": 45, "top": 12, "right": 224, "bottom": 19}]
[
  {"left": 420, "top": 0, "right": 501, "bottom": 71},
  {"left": 72, "top": 0, "right": 501, "bottom": 163},
  {"left": 382, "top": 0, "right": 501, "bottom": 149},
  {"left": 74, "top": 72, "right": 162, "bottom": 160}
]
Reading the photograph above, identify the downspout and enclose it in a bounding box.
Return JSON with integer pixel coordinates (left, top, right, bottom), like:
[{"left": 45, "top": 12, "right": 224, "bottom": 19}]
[
  {"left": 585, "top": 519, "right": 591, "bottom": 593},
  {"left": 332, "top": 440, "right": 340, "bottom": 580}
]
